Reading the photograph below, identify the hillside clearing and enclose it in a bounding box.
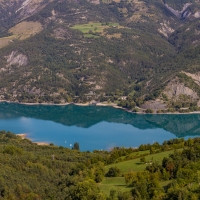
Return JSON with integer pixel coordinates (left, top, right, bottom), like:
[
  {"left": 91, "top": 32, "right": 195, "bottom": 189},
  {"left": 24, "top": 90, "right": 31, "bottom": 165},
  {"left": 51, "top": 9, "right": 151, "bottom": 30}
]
[
  {"left": 98, "top": 177, "right": 130, "bottom": 195},
  {"left": 71, "top": 22, "right": 122, "bottom": 38},
  {"left": 106, "top": 150, "right": 179, "bottom": 174},
  {"left": 0, "top": 21, "right": 43, "bottom": 49},
  {"left": 9, "top": 21, "right": 43, "bottom": 40}
]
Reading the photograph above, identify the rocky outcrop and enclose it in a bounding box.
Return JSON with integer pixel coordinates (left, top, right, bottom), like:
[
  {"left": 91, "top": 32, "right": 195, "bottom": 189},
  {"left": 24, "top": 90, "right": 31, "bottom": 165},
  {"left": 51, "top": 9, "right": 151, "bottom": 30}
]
[
  {"left": 158, "top": 21, "right": 174, "bottom": 37},
  {"left": 6, "top": 51, "right": 28, "bottom": 67},
  {"left": 164, "top": 78, "right": 198, "bottom": 100},
  {"left": 194, "top": 11, "right": 200, "bottom": 18}
]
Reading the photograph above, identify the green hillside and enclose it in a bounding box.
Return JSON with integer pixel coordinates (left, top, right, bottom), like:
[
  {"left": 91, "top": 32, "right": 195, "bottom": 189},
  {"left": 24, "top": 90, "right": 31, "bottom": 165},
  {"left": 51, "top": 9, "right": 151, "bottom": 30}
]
[{"left": 1, "top": 131, "right": 200, "bottom": 199}]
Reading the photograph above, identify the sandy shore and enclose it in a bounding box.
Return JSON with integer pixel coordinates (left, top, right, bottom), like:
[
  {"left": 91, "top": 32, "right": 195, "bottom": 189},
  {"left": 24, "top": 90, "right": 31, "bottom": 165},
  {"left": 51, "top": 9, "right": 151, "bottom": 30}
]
[
  {"left": 17, "top": 133, "right": 49, "bottom": 146},
  {"left": 16, "top": 134, "right": 26, "bottom": 139},
  {"left": 35, "top": 142, "right": 49, "bottom": 146}
]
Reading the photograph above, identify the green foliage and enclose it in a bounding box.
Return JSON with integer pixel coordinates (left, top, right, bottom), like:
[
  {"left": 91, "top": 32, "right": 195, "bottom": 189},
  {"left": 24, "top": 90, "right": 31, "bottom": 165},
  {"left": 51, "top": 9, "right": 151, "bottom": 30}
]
[
  {"left": 1, "top": 130, "right": 200, "bottom": 199},
  {"left": 106, "top": 167, "right": 121, "bottom": 177},
  {"left": 145, "top": 109, "right": 153, "bottom": 114},
  {"left": 178, "top": 73, "right": 200, "bottom": 97},
  {"left": 70, "top": 179, "right": 101, "bottom": 200},
  {"left": 118, "top": 99, "right": 136, "bottom": 110},
  {"left": 3, "top": 145, "right": 24, "bottom": 155},
  {"left": 106, "top": 150, "right": 176, "bottom": 174},
  {"left": 72, "top": 142, "right": 80, "bottom": 151},
  {"left": 140, "top": 156, "right": 146, "bottom": 163},
  {"left": 0, "top": 130, "right": 109, "bottom": 199},
  {"left": 122, "top": 137, "right": 200, "bottom": 199},
  {"left": 98, "top": 177, "right": 129, "bottom": 196}
]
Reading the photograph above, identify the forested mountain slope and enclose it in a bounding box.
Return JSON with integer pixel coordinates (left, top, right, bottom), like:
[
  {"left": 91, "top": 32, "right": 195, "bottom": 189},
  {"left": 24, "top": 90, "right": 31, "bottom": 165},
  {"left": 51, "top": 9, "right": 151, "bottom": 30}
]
[{"left": 1, "top": 0, "right": 200, "bottom": 112}]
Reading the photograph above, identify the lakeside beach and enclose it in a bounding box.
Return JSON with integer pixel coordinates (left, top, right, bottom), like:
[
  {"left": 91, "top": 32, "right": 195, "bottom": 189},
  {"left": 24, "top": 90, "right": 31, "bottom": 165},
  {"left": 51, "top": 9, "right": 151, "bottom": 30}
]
[{"left": 17, "top": 133, "right": 49, "bottom": 146}]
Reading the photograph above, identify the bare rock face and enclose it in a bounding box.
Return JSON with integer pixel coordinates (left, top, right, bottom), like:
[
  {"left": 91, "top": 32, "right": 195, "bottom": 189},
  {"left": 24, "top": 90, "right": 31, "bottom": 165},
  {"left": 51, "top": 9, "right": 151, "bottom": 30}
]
[
  {"left": 164, "top": 79, "right": 198, "bottom": 100},
  {"left": 194, "top": 11, "right": 200, "bottom": 18},
  {"left": 158, "top": 21, "right": 174, "bottom": 37},
  {"left": 6, "top": 51, "right": 28, "bottom": 67}
]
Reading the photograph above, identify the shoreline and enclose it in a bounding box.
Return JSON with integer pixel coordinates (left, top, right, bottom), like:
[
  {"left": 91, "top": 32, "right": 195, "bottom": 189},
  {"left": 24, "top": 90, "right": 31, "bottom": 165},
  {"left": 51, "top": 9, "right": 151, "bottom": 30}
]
[
  {"left": 16, "top": 133, "right": 49, "bottom": 146},
  {"left": 1, "top": 100, "right": 200, "bottom": 115}
]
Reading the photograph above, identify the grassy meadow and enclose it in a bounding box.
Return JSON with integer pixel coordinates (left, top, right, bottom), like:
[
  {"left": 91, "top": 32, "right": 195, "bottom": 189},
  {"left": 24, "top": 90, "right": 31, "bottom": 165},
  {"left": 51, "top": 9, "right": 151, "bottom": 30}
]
[
  {"left": 99, "top": 149, "right": 179, "bottom": 195},
  {"left": 98, "top": 177, "right": 130, "bottom": 195},
  {"left": 71, "top": 22, "right": 120, "bottom": 38},
  {"left": 107, "top": 150, "right": 176, "bottom": 174},
  {"left": 0, "top": 21, "right": 43, "bottom": 49}
]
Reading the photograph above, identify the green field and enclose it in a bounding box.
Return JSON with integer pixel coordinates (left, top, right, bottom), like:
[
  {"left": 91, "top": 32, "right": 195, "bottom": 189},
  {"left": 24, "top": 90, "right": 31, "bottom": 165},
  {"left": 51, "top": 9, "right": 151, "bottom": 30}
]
[
  {"left": 106, "top": 150, "right": 176, "bottom": 174},
  {"left": 98, "top": 177, "right": 130, "bottom": 195},
  {"left": 99, "top": 150, "right": 179, "bottom": 195},
  {"left": 71, "top": 22, "right": 120, "bottom": 38},
  {"left": 99, "top": 178, "right": 173, "bottom": 195},
  {"left": 115, "top": 150, "right": 150, "bottom": 162}
]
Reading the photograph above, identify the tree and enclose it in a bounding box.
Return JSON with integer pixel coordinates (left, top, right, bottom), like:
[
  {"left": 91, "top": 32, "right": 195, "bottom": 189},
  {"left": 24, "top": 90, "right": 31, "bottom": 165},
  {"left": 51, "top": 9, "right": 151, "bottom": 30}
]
[
  {"left": 72, "top": 142, "right": 80, "bottom": 150},
  {"left": 106, "top": 167, "right": 121, "bottom": 177},
  {"left": 140, "top": 156, "right": 146, "bottom": 164},
  {"left": 70, "top": 179, "right": 100, "bottom": 200}
]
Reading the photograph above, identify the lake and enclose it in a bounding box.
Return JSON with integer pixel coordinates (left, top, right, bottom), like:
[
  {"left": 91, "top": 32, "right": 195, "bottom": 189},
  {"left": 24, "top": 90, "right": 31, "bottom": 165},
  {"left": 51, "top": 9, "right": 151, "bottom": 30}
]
[{"left": 0, "top": 102, "right": 200, "bottom": 151}]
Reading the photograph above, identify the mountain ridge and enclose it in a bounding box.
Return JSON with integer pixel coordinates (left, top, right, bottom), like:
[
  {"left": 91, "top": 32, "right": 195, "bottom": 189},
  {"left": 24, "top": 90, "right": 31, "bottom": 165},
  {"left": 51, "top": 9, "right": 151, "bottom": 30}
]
[{"left": 0, "top": 0, "right": 200, "bottom": 112}]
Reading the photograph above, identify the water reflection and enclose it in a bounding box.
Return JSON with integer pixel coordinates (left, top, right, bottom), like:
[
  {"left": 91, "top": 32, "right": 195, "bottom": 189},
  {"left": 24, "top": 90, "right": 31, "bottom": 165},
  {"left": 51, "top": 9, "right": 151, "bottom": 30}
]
[{"left": 0, "top": 102, "right": 200, "bottom": 150}]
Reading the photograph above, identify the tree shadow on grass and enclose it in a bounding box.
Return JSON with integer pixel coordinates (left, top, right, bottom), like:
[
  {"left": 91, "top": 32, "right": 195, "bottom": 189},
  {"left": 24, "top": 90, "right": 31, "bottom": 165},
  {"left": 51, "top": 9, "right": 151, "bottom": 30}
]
[{"left": 113, "top": 184, "right": 126, "bottom": 187}]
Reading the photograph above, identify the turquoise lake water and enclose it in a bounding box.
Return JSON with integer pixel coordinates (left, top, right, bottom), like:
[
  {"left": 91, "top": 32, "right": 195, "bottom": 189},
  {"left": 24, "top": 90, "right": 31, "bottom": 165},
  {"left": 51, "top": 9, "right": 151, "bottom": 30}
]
[{"left": 0, "top": 102, "right": 200, "bottom": 151}]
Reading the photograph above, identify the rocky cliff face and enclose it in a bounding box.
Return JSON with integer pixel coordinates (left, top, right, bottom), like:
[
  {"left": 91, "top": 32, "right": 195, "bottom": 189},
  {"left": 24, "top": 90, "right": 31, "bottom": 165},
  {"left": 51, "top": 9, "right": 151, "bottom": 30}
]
[
  {"left": 6, "top": 51, "right": 28, "bottom": 67},
  {"left": 164, "top": 78, "right": 199, "bottom": 100}
]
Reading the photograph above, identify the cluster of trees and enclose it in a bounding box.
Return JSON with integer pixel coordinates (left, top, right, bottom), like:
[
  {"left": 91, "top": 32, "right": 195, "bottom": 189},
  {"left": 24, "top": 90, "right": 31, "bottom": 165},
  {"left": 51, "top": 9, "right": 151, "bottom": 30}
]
[
  {"left": 139, "top": 138, "right": 185, "bottom": 154},
  {"left": 124, "top": 138, "right": 200, "bottom": 199},
  {"left": 0, "top": 131, "right": 108, "bottom": 199}
]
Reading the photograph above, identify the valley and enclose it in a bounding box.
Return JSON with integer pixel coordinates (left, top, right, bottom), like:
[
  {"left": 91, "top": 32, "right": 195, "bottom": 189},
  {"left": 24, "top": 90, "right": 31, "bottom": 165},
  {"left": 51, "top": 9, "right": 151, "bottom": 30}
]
[{"left": 2, "top": 1, "right": 200, "bottom": 199}]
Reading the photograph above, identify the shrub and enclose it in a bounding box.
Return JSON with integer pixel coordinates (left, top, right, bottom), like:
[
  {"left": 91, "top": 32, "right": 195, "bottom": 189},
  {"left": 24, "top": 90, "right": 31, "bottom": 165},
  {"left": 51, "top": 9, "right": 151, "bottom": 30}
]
[{"left": 106, "top": 167, "right": 121, "bottom": 177}]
